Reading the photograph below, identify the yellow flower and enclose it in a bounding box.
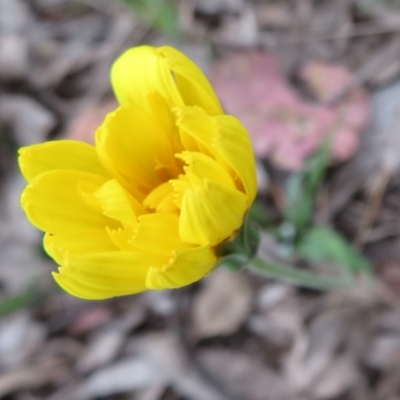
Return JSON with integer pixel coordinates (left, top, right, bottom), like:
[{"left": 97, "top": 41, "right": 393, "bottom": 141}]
[{"left": 19, "top": 45, "right": 256, "bottom": 299}]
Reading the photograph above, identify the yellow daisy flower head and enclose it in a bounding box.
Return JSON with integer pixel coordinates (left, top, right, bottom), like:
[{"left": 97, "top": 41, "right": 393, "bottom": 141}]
[{"left": 19, "top": 45, "right": 257, "bottom": 300}]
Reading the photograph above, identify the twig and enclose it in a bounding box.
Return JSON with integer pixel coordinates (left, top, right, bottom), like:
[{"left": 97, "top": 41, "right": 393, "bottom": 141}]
[
  {"left": 355, "top": 165, "right": 391, "bottom": 248},
  {"left": 323, "top": 36, "right": 400, "bottom": 105},
  {"left": 367, "top": 222, "right": 400, "bottom": 242},
  {"left": 272, "top": 20, "right": 400, "bottom": 45},
  {"left": 66, "top": 3, "right": 151, "bottom": 133},
  {"left": 72, "top": 13, "right": 136, "bottom": 111}
]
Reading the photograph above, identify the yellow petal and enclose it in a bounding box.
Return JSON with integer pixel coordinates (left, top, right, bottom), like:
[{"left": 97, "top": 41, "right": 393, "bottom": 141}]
[
  {"left": 21, "top": 170, "right": 116, "bottom": 233},
  {"left": 170, "top": 177, "right": 190, "bottom": 209},
  {"left": 108, "top": 213, "right": 192, "bottom": 259},
  {"left": 111, "top": 45, "right": 181, "bottom": 109},
  {"left": 94, "top": 179, "right": 143, "bottom": 228},
  {"left": 53, "top": 252, "right": 150, "bottom": 300},
  {"left": 146, "top": 245, "right": 217, "bottom": 290},
  {"left": 106, "top": 227, "right": 135, "bottom": 251},
  {"left": 77, "top": 180, "right": 104, "bottom": 214},
  {"left": 177, "top": 151, "right": 236, "bottom": 189},
  {"left": 179, "top": 180, "right": 247, "bottom": 246},
  {"left": 95, "top": 105, "right": 175, "bottom": 201},
  {"left": 143, "top": 181, "right": 179, "bottom": 214},
  {"left": 44, "top": 230, "right": 117, "bottom": 264},
  {"left": 146, "top": 92, "right": 183, "bottom": 157},
  {"left": 19, "top": 140, "right": 108, "bottom": 182},
  {"left": 132, "top": 213, "right": 192, "bottom": 256},
  {"left": 157, "top": 46, "right": 223, "bottom": 115},
  {"left": 214, "top": 114, "right": 257, "bottom": 203},
  {"left": 52, "top": 274, "right": 114, "bottom": 300},
  {"left": 175, "top": 106, "right": 257, "bottom": 205},
  {"left": 52, "top": 270, "right": 141, "bottom": 300},
  {"left": 111, "top": 45, "right": 222, "bottom": 115}
]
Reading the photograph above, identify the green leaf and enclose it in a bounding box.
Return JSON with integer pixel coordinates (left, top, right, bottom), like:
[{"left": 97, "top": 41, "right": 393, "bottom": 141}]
[
  {"left": 247, "top": 256, "right": 352, "bottom": 290},
  {"left": 123, "top": 0, "right": 179, "bottom": 36},
  {"left": 283, "top": 139, "right": 330, "bottom": 236},
  {"left": 297, "top": 226, "right": 373, "bottom": 275},
  {"left": 284, "top": 173, "right": 314, "bottom": 234},
  {"left": 248, "top": 200, "right": 269, "bottom": 227},
  {"left": 0, "top": 291, "right": 36, "bottom": 316},
  {"left": 218, "top": 254, "right": 250, "bottom": 272},
  {"left": 219, "top": 211, "right": 260, "bottom": 261}
]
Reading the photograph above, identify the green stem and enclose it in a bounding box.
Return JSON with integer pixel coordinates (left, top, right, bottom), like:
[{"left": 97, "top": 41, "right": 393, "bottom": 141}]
[{"left": 247, "top": 256, "right": 353, "bottom": 291}]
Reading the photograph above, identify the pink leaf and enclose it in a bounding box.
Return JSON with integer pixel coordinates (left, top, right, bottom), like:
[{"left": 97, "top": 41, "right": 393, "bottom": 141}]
[{"left": 211, "top": 53, "right": 370, "bottom": 170}]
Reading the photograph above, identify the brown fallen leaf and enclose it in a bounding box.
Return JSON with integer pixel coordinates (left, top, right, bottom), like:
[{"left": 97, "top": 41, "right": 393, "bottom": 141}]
[
  {"left": 328, "top": 80, "right": 400, "bottom": 223},
  {"left": 247, "top": 298, "right": 302, "bottom": 347},
  {"left": 0, "top": 95, "right": 56, "bottom": 145},
  {"left": 367, "top": 335, "right": 400, "bottom": 370},
  {"left": 77, "top": 306, "right": 145, "bottom": 373},
  {"left": 129, "top": 333, "right": 226, "bottom": 400},
  {"left": 136, "top": 385, "right": 167, "bottom": 400},
  {"left": 285, "top": 308, "right": 352, "bottom": 394},
  {"left": 63, "top": 357, "right": 165, "bottom": 400},
  {"left": 198, "top": 349, "right": 287, "bottom": 400},
  {"left": 0, "top": 358, "right": 66, "bottom": 398},
  {"left": 312, "top": 355, "right": 359, "bottom": 399},
  {"left": 256, "top": 283, "right": 294, "bottom": 310},
  {"left": 77, "top": 328, "right": 125, "bottom": 374},
  {"left": 0, "top": 311, "right": 46, "bottom": 369},
  {"left": 192, "top": 269, "right": 253, "bottom": 338},
  {"left": 0, "top": 0, "right": 29, "bottom": 80}
]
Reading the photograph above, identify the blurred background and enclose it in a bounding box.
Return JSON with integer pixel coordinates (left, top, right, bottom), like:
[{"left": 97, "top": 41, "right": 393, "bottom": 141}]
[{"left": 2, "top": 0, "right": 400, "bottom": 399}]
